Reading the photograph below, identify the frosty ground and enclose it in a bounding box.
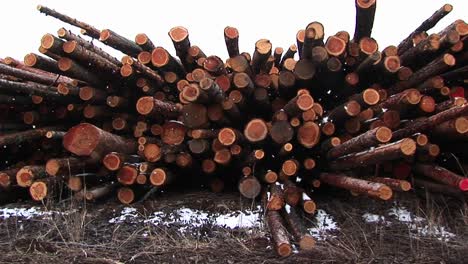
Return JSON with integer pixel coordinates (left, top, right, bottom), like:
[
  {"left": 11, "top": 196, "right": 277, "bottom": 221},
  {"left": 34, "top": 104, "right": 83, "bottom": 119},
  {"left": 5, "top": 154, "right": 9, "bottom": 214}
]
[{"left": 0, "top": 191, "right": 466, "bottom": 263}]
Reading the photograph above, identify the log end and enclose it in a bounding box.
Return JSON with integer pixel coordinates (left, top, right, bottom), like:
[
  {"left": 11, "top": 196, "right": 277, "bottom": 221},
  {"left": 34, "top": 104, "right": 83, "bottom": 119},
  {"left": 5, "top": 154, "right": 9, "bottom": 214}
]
[
  {"left": 103, "top": 153, "right": 121, "bottom": 171},
  {"left": 325, "top": 36, "right": 346, "bottom": 56},
  {"left": 117, "top": 187, "right": 134, "bottom": 204},
  {"left": 303, "top": 158, "right": 316, "bottom": 170},
  {"left": 202, "top": 159, "right": 216, "bottom": 174},
  {"left": 136, "top": 96, "right": 154, "bottom": 115},
  {"left": 150, "top": 168, "right": 167, "bottom": 186},
  {"left": 224, "top": 26, "right": 239, "bottom": 39},
  {"left": 303, "top": 200, "right": 317, "bottom": 214},
  {"left": 297, "top": 94, "right": 314, "bottom": 111},
  {"left": 218, "top": 128, "right": 236, "bottom": 146},
  {"left": 363, "top": 88, "right": 380, "bottom": 105},
  {"left": 58, "top": 57, "right": 73, "bottom": 71},
  {"left": 29, "top": 181, "right": 47, "bottom": 201},
  {"left": 40, "top": 33, "right": 56, "bottom": 49},
  {"left": 378, "top": 185, "right": 393, "bottom": 200},
  {"left": 455, "top": 117, "right": 468, "bottom": 133},
  {"left": 62, "top": 40, "right": 77, "bottom": 54},
  {"left": 264, "top": 171, "right": 278, "bottom": 184},
  {"left": 419, "top": 96, "right": 435, "bottom": 113},
  {"left": 299, "top": 235, "right": 316, "bottom": 251},
  {"left": 376, "top": 126, "right": 392, "bottom": 143},
  {"left": 345, "top": 100, "right": 361, "bottom": 116},
  {"left": 68, "top": 176, "right": 83, "bottom": 191},
  {"left": 400, "top": 180, "right": 412, "bottom": 192},
  {"left": 135, "top": 33, "right": 149, "bottom": 45},
  {"left": 359, "top": 37, "right": 378, "bottom": 55},
  {"left": 23, "top": 53, "right": 37, "bottom": 67},
  {"left": 138, "top": 51, "right": 152, "bottom": 64},
  {"left": 277, "top": 243, "right": 292, "bottom": 257},
  {"left": 443, "top": 3, "right": 453, "bottom": 12},
  {"left": 443, "top": 54, "right": 456, "bottom": 66},
  {"left": 169, "top": 26, "right": 189, "bottom": 42},
  {"left": 400, "top": 138, "right": 417, "bottom": 156},
  {"left": 143, "top": 144, "right": 161, "bottom": 162},
  {"left": 0, "top": 173, "right": 12, "bottom": 188},
  {"left": 16, "top": 168, "right": 33, "bottom": 187},
  {"left": 244, "top": 119, "right": 268, "bottom": 142},
  {"left": 458, "top": 179, "right": 468, "bottom": 191},
  {"left": 356, "top": 0, "right": 376, "bottom": 8},
  {"left": 117, "top": 166, "right": 138, "bottom": 185},
  {"left": 63, "top": 123, "right": 100, "bottom": 156},
  {"left": 238, "top": 177, "right": 261, "bottom": 199},
  {"left": 120, "top": 64, "right": 134, "bottom": 77},
  {"left": 151, "top": 47, "right": 170, "bottom": 67},
  {"left": 45, "top": 159, "right": 60, "bottom": 176},
  {"left": 99, "top": 29, "right": 111, "bottom": 41},
  {"left": 298, "top": 122, "right": 320, "bottom": 148},
  {"left": 282, "top": 160, "right": 298, "bottom": 177}
]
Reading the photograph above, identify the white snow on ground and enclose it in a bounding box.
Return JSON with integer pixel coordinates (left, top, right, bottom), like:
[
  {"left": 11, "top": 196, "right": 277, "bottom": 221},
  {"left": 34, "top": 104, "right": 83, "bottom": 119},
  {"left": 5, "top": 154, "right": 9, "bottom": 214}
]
[
  {"left": 0, "top": 207, "right": 64, "bottom": 220},
  {"left": 109, "top": 206, "right": 263, "bottom": 232},
  {"left": 388, "top": 205, "right": 455, "bottom": 241},
  {"left": 307, "top": 209, "right": 339, "bottom": 241},
  {"left": 363, "top": 205, "right": 456, "bottom": 241}
]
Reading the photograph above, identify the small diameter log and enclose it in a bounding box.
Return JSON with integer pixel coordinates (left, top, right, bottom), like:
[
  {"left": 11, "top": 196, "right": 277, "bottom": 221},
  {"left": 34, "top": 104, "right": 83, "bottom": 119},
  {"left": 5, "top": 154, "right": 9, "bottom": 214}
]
[
  {"left": 224, "top": 26, "right": 240, "bottom": 58},
  {"left": 16, "top": 166, "right": 48, "bottom": 187},
  {"left": 136, "top": 96, "right": 181, "bottom": 119},
  {"left": 327, "top": 126, "right": 392, "bottom": 159},
  {"left": 392, "top": 104, "right": 468, "bottom": 140},
  {"left": 389, "top": 54, "right": 456, "bottom": 94},
  {"left": 397, "top": 4, "right": 453, "bottom": 55},
  {"left": 117, "top": 164, "right": 139, "bottom": 185},
  {"left": 62, "top": 40, "right": 120, "bottom": 75},
  {"left": 135, "top": 33, "right": 155, "bottom": 52},
  {"left": 349, "top": 88, "right": 381, "bottom": 108},
  {"left": 37, "top": 5, "right": 101, "bottom": 38},
  {"left": 413, "top": 178, "right": 464, "bottom": 198},
  {"left": 58, "top": 57, "right": 104, "bottom": 87},
  {"left": 238, "top": 176, "right": 261, "bottom": 199},
  {"left": 244, "top": 118, "right": 268, "bottom": 143},
  {"left": 353, "top": 0, "right": 377, "bottom": 41},
  {"left": 169, "top": 26, "right": 191, "bottom": 61},
  {"left": 325, "top": 100, "right": 361, "bottom": 124},
  {"left": 0, "top": 168, "right": 19, "bottom": 189},
  {"left": 63, "top": 123, "right": 137, "bottom": 159},
  {"left": 283, "top": 180, "right": 302, "bottom": 206},
  {"left": 301, "top": 192, "right": 316, "bottom": 214},
  {"left": 218, "top": 128, "right": 243, "bottom": 146},
  {"left": 0, "top": 78, "right": 62, "bottom": 99},
  {"left": 367, "top": 177, "right": 411, "bottom": 192},
  {"left": 282, "top": 205, "right": 316, "bottom": 250},
  {"left": 45, "top": 157, "right": 95, "bottom": 177},
  {"left": 151, "top": 47, "right": 185, "bottom": 75},
  {"left": 0, "top": 126, "right": 61, "bottom": 146},
  {"left": 267, "top": 183, "right": 285, "bottom": 211},
  {"left": 103, "top": 152, "right": 140, "bottom": 171},
  {"left": 0, "top": 60, "right": 64, "bottom": 86},
  {"left": 434, "top": 97, "right": 466, "bottom": 113},
  {"left": 431, "top": 117, "right": 468, "bottom": 138},
  {"left": 266, "top": 210, "right": 292, "bottom": 257},
  {"left": 79, "top": 182, "right": 118, "bottom": 201},
  {"left": 252, "top": 39, "right": 272, "bottom": 74},
  {"left": 283, "top": 93, "right": 314, "bottom": 117},
  {"left": 262, "top": 170, "right": 278, "bottom": 184},
  {"left": 100, "top": 29, "right": 142, "bottom": 57},
  {"left": 320, "top": 172, "right": 393, "bottom": 200},
  {"left": 329, "top": 138, "right": 416, "bottom": 171},
  {"left": 413, "top": 164, "right": 468, "bottom": 191}
]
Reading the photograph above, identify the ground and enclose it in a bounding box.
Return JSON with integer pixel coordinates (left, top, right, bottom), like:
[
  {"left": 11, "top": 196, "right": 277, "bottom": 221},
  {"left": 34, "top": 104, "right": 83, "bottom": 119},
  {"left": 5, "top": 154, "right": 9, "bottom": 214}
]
[{"left": 0, "top": 190, "right": 467, "bottom": 264}]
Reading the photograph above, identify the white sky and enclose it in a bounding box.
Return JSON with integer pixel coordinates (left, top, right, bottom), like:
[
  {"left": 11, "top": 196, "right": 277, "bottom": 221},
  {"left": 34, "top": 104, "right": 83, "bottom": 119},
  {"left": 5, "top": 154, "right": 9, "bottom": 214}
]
[{"left": 0, "top": 0, "right": 466, "bottom": 61}]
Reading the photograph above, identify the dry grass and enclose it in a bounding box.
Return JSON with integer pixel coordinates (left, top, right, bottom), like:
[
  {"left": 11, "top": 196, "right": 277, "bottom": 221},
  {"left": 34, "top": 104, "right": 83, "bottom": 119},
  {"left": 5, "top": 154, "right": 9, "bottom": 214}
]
[{"left": 0, "top": 191, "right": 466, "bottom": 263}]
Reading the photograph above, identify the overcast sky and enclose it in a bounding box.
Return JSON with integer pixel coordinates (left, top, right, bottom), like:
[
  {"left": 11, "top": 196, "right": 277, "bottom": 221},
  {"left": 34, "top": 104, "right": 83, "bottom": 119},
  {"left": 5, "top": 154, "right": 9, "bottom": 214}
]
[{"left": 0, "top": 0, "right": 466, "bottom": 61}]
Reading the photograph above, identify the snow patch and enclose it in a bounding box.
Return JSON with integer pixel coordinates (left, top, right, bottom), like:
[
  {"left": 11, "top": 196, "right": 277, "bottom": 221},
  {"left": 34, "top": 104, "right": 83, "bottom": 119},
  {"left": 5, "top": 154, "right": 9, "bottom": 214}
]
[
  {"left": 0, "top": 207, "right": 66, "bottom": 220},
  {"left": 308, "top": 209, "right": 339, "bottom": 241},
  {"left": 108, "top": 207, "right": 139, "bottom": 224}
]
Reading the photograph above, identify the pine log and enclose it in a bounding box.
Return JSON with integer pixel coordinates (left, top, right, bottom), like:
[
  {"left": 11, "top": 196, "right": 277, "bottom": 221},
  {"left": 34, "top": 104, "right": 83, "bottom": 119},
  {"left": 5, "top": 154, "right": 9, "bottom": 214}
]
[
  {"left": 100, "top": 29, "right": 142, "bottom": 57},
  {"left": 282, "top": 205, "right": 315, "bottom": 250},
  {"left": 353, "top": 0, "right": 377, "bottom": 41},
  {"left": 266, "top": 210, "right": 292, "bottom": 257}
]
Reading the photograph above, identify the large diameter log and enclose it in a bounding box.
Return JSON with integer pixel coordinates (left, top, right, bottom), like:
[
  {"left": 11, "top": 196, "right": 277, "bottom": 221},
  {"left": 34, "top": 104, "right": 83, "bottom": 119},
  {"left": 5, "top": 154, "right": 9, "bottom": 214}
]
[
  {"left": 282, "top": 205, "right": 315, "bottom": 250},
  {"left": 431, "top": 117, "right": 468, "bottom": 138},
  {"left": 297, "top": 121, "right": 321, "bottom": 148},
  {"left": 63, "top": 123, "right": 137, "bottom": 159},
  {"left": 353, "top": 0, "right": 377, "bottom": 41},
  {"left": 320, "top": 172, "right": 393, "bottom": 200},
  {"left": 392, "top": 104, "right": 468, "bottom": 140},
  {"left": 327, "top": 126, "right": 392, "bottom": 159},
  {"left": 45, "top": 157, "right": 96, "bottom": 176},
  {"left": 413, "top": 164, "right": 468, "bottom": 191},
  {"left": 37, "top": 5, "right": 101, "bottom": 38},
  {"left": 244, "top": 119, "right": 268, "bottom": 143},
  {"left": 329, "top": 138, "right": 416, "bottom": 171},
  {"left": 266, "top": 210, "right": 292, "bottom": 257}
]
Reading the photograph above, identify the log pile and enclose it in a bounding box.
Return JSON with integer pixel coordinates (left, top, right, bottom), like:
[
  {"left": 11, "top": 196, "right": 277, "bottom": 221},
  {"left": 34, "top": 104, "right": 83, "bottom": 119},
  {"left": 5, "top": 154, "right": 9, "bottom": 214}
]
[{"left": 1, "top": 1, "right": 468, "bottom": 256}]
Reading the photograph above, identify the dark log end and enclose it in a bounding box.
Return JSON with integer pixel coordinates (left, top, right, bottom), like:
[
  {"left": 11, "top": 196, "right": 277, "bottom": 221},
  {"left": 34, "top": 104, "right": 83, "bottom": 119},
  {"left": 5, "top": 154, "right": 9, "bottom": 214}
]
[
  {"left": 202, "top": 159, "right": 216, "bottom": 174},
  {"left": 45, "top": 159, "right": 60, "bottom": 176},
  {"left": 68, "top": 176, "right": 82, "bottom": 191},
  {"left": 239, "top": 176, "right": 261, "bottom": 199},
  {"left": 299, "top": 235, "right": 316, "bottom": 251},
  {"left": 117, "top": 187, "right": 134, "bottom": 204},
  {"left": 0, "top": 173, "right": 12, "bottom": 188}
]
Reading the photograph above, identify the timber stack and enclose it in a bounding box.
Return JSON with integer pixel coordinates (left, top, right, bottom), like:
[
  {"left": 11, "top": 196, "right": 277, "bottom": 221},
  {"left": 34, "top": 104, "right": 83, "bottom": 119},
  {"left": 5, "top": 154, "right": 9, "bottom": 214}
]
[{"left": 1, "top": 1, "right": 467, "bottom": 256}]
